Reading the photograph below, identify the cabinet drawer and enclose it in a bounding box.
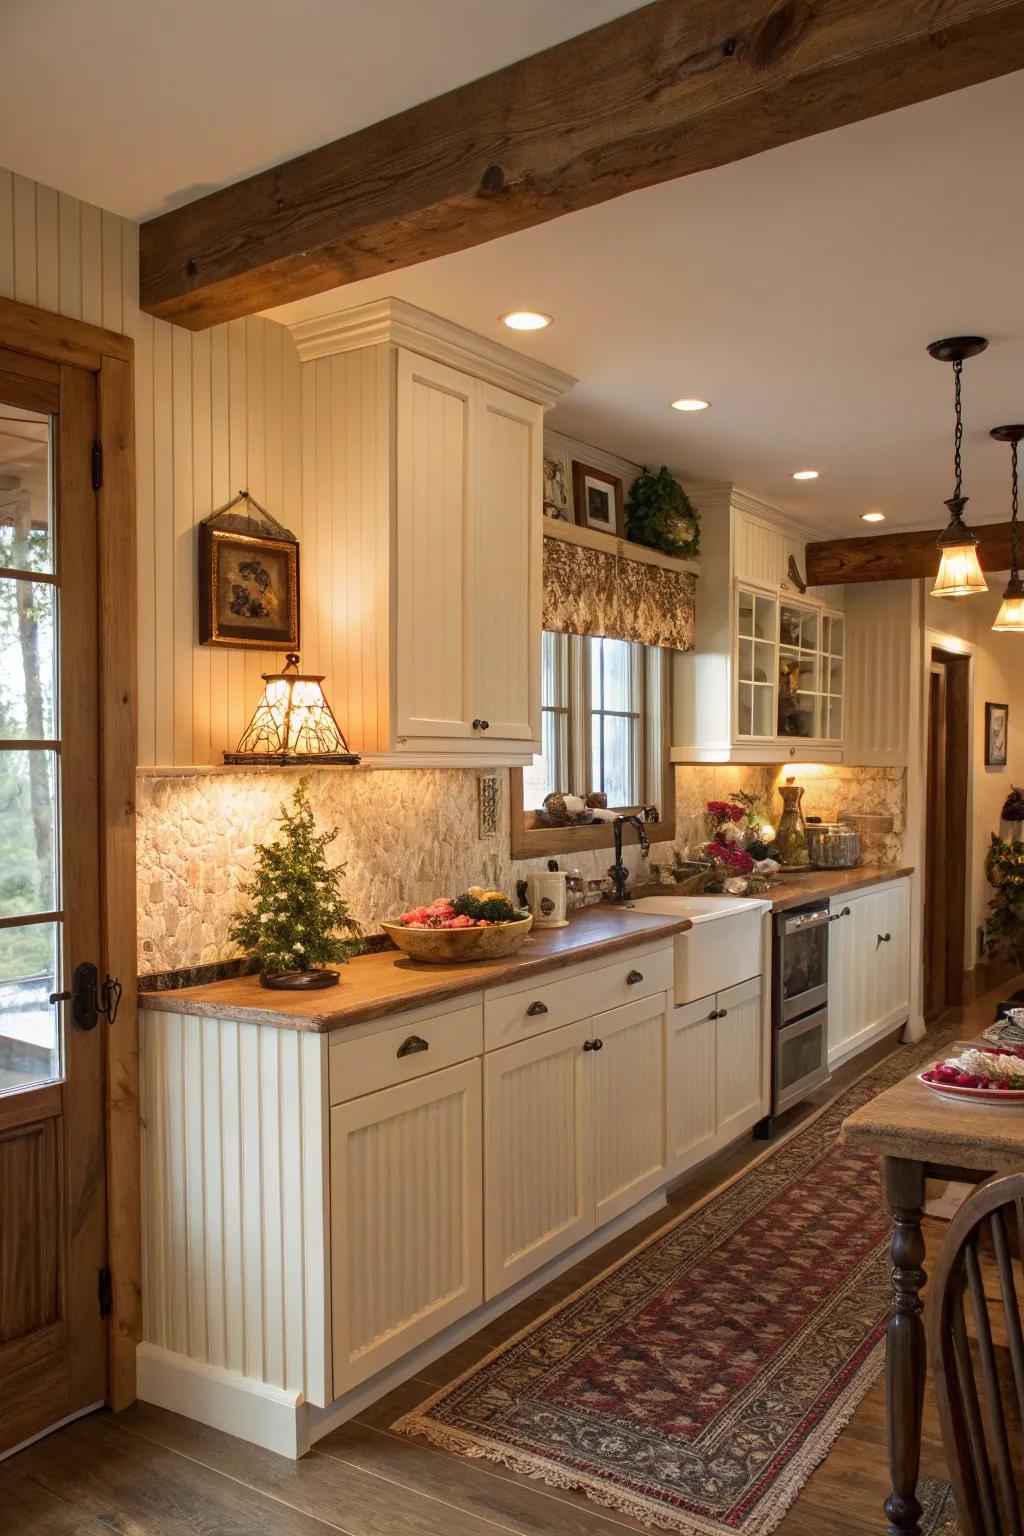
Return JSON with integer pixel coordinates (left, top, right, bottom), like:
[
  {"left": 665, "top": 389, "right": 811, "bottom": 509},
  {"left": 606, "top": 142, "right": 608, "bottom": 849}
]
[
  {"left": 591, "top": 947, "right": 673, "bottom": 1017},
  {"left": 329, "top": 1005, "right": 483, "bottom": 1104},
  {"left": 484, "top": 945, "right": 673, "bottom": 1050}
]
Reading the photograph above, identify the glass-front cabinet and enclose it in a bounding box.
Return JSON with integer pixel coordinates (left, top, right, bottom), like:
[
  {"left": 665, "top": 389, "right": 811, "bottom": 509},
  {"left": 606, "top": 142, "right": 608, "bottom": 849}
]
[{"left": 733, "top": 584, "right": 844, "bottom": 752}]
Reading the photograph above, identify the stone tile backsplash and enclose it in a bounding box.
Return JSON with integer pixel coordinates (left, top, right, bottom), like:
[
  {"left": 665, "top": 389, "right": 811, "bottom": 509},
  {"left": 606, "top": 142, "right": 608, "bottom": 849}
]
[{"left": 136, "top": 761, "right": 906, "bottom": 975}]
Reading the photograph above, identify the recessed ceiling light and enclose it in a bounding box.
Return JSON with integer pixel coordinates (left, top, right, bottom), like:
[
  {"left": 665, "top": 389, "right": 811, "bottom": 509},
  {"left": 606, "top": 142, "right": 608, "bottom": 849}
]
[
  {"left": 861, "top": 511, "right": 886, "bottom": 523},
  {"left": 792, "top": 469, "right": 819, "bottom": 481},
  {"left": 670, "top": 398, "right": 710, "bottom": 412},
  {"left": 499, "top": 310, "right": 552, "bottom": 331}
]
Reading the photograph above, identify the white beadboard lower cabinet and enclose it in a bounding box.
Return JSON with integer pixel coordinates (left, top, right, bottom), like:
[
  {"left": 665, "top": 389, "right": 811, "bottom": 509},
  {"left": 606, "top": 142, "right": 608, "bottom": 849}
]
[
  {"left": 138, "top": 938, "right": 769, "bottom": 1459},
  {"left": 138, "top": 1009, "right": 331, "bottom": 1457},
  {"left": 483, "top": 1018, "right": 594, "bottom": 1299},
  {"left": 667, "top": 976, "right": 767, "bottom": 1176},
  {"left": 591, "top": 996, "right": 669, "bottom": 1228},
  {"left": 330, "top": 1061, "right": 482, "bottom": 1394},
  {"left": 828, "top": 878, "right": 911, "bottom": 1065}
]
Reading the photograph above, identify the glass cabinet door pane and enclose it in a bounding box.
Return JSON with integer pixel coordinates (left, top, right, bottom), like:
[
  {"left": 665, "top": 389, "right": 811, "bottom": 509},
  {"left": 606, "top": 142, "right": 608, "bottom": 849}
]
[
  {"left": 753, "top": 640, "right": 774, "bottom": 684},
  {"left": 738, "top": 637, "right": 753, "bottom": 683},
  {"left": 737, "top": 590, "right": 754, "bottom": 638},
  {"left": 754, "top": 594, "right": 775, "bottom": 640},
  {"left": 827, "top": 615, "right": 844, "bottom": 657},
  {"left": 0, "top": 921, "right": 60, "bottom": 1092}
]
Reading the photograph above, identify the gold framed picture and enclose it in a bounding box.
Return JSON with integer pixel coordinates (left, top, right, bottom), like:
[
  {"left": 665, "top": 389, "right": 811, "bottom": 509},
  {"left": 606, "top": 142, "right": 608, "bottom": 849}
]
[{"left": 199, "top": 524, "right": 300, "bottom": 650}]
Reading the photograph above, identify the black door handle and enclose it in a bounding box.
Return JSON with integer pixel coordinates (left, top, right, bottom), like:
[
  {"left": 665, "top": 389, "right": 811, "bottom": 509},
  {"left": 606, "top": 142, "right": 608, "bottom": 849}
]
[{"left": 50, "top": 963, "right": 122, "bottom": 1031}]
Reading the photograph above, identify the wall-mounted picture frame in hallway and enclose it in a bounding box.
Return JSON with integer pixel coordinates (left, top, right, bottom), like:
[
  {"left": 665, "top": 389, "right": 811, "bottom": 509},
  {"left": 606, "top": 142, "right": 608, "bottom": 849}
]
[
  {"left": 986, "top": 701, "right": 1009, "bottom": 767},
  {"left": 198, "top": 490, "right": 300, "bottom": 650},
  {"left": 572, "top": 460, "right": 623, "bottom": 537}
]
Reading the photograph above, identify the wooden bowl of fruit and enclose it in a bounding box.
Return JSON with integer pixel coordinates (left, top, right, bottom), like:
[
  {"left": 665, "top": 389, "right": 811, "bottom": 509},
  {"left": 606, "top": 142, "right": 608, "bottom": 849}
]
[{"left": 382, "top": 890, "right": 533, "bottom": 964}]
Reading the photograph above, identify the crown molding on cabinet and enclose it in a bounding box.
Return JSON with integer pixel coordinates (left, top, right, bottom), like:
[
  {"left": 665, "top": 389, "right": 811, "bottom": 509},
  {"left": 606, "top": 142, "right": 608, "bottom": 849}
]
[{"left": 287, "top": 297, "right": 576, "bottom": 408}]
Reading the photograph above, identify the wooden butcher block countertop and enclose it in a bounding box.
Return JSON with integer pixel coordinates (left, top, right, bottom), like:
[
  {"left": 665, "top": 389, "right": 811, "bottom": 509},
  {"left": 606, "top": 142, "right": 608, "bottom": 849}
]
[
  {"left": 139, "top": 904, "right": 692, "bottom": 1033},
  {"left": 763, "top": 865, "right": 914, "bottom": 912}
]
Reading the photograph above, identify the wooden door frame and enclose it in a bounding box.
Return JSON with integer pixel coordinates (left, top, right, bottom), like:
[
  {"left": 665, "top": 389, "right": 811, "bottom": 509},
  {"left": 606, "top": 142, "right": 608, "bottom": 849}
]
[
  {"left": 0, "top": 295, "right": 139, "bottom": 1412},
  {"left": 924, "top": 645, "right": 970, "bottom": 1021}
]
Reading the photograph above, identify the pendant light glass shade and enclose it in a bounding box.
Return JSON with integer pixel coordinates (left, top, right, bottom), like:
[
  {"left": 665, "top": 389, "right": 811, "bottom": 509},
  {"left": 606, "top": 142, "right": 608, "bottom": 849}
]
[
  {"left": 927, "top": 336, "right": 989, "bottom": 597},
  {"left": 991, "top": 425, "right": 1024, "bottom": 631},
  {"left": 224, "top": 654, "right": 360, "bottom": 765}
]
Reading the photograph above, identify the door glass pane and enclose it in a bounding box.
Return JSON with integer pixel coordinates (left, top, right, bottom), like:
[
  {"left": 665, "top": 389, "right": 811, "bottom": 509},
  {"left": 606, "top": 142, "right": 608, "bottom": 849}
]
[
  {"left": 0, "top": 921, "right": 60, "bottom": 1092},
  {"left": 0, "top": 750, "right": 57, "bottom": 916},
  {"left": 0, "top": 407, "right": 53, "bottom": 574},
  {"left": 0, "top": 578, "right": 56, "bottom": 738}
]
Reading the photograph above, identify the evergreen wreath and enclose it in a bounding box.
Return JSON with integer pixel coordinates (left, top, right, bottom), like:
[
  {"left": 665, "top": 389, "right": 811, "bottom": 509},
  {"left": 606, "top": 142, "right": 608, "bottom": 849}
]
[
  {"left": 624, "top": 466, "right": 700, "bottom": 560},
  {"left": 229, "top": 777, "right": 363, "bottom": 975}
]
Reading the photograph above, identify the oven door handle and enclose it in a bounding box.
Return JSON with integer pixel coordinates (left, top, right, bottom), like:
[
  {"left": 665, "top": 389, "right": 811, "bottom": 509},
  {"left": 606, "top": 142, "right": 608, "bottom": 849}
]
[{"left": 781, "top": 909, "right": 832, "bottom": 937}]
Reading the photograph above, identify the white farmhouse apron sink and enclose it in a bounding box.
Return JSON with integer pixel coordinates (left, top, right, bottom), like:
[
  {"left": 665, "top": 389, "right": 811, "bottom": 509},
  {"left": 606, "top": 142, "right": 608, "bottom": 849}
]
[{"left": 630, "top": 895, "right": 771, "bottom": 1005}]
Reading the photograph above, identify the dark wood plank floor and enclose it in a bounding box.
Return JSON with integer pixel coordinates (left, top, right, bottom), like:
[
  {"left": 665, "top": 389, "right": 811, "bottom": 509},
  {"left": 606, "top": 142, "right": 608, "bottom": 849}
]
[{"left": 1, "top": 990, "right": 1003, "bottom": 1536}]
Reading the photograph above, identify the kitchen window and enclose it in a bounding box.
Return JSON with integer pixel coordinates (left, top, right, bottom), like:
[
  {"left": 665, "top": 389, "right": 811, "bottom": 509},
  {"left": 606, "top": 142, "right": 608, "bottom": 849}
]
[{"left": 513, "top": 631, "right": 673, "bottom": 857}]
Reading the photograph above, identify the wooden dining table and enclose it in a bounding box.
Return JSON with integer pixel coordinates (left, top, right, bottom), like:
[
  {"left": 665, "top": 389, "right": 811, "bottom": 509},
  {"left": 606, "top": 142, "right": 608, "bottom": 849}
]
[{"left": 842, "top": 1066, "right": 1024, "bottom": 1536}]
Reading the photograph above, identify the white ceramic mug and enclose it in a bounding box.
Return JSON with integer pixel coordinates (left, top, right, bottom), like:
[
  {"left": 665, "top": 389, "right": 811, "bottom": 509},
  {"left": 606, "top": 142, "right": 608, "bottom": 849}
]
[{"left": 521, "top": 871, "right": 569, "bottom": 928}]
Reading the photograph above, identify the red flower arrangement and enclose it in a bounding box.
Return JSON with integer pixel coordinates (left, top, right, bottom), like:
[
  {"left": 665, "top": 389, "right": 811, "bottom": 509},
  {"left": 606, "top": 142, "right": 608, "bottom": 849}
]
[
  {"left": 705, "top": 841, "right": 756, "bottom": 874},
  {"left": 706, "top": 800, "right": 746, "bottom": 824}
]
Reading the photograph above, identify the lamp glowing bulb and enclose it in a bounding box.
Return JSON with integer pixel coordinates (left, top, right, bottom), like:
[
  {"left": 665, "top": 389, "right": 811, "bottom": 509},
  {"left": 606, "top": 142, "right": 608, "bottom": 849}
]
[{"left": 499, "top": 310, "right": 552, "bottom": 331}]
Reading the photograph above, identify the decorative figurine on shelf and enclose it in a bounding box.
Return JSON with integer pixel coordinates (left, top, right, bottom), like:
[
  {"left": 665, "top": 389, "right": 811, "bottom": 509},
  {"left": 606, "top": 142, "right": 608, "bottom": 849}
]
[{"left": 229, "top": 777, "right": 363, "bottom": 990}]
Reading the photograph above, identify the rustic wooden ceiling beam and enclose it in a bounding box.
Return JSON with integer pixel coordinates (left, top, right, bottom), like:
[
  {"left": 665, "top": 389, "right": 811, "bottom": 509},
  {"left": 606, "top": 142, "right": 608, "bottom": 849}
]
[
  {"left": 806, "top": 523, "right": 1017, "bottom": 585},
  {"left": 139, "top": 0, "right": 1024, "bottom": 329}
]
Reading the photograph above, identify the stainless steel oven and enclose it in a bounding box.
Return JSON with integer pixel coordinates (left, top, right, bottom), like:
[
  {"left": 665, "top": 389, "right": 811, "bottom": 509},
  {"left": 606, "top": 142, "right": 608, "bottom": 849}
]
[{"left": 768, "top": 901, "right": 833, "bottom": 1121}]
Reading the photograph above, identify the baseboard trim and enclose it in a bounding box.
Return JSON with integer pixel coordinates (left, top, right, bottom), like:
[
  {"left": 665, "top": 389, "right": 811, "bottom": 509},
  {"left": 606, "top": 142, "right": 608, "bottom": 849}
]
[
  {"left": 136, "top": 1343, "right": 306, "bottom": 1458},
  {"left": 304, "top": 1188, "right": 669, "bottom": 1448}
]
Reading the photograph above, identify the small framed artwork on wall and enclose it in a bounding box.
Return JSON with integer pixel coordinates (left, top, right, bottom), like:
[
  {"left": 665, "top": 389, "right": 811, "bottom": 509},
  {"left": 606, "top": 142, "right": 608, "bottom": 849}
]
[
  {"left": 198, "top": 492, "right": 300, "bottom": 650},
  {"left": 572, "top": 461, "right": 623, "bottom": 537},
  {"left": 986, "top": 701, "right": 1009, "bottom": 767}
]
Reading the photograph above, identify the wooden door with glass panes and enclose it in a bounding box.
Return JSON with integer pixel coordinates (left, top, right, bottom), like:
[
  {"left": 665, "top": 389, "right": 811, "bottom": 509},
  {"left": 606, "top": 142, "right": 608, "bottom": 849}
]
[{"left": 0, "top": 348, "right": 108, "bottom": 1453}]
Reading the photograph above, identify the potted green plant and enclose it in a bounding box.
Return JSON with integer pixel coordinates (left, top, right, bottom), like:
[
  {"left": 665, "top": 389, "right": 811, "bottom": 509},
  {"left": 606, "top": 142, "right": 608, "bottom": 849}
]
[
  {"left": 624, "top": 466, "right": 700, "bottom": 560},
  {"left": 229, "top": 778, "right": 363, "bottom": 989}
]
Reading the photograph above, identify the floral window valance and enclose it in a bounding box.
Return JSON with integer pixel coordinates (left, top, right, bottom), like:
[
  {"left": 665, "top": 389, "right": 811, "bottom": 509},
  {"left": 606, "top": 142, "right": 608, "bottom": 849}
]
[{"left": 542, "top": 535, "right": 695, "bottom": 652}]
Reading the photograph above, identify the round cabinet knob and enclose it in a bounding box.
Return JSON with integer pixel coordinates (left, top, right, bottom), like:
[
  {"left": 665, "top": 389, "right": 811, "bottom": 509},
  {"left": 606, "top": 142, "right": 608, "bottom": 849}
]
[
  {"left": 526, "top": 1000, "right": 548, "bottom": 1017},
  {"left": 472, "top": 718, "right": 490, "bottom": 731},
  {"left": 708, "top": 1008, "right": 719, "bottom": 1021},
  {"left": 592, "top": 1038, "right": 604, "bottom": 1051},
  {"left": 626, "top": 970, "right": 644, "bottom": 985},
  {"left": 841, "top": 906, "right": 851, "bottom": 917},
  {"left": 718, "top": 1009, "right": 728, "bottom": 1019},
  {"left": 583, "top": 1039, "right": 595, "bottom": 1052},
  {"left": 789, "top": 746, "right": 797, "bottom": 758}
]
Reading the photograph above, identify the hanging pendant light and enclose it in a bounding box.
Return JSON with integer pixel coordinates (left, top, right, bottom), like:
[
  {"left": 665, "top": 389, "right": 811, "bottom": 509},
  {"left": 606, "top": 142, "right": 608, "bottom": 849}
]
[
  {"left": 224, "top": 654, "right": 360, "bottom": 765},
  {"left": 991, "top": 425, "right": 1024, "bottom": 632},
  {"left": 927, "top": 336, "right": 989, "bottom": 597}
]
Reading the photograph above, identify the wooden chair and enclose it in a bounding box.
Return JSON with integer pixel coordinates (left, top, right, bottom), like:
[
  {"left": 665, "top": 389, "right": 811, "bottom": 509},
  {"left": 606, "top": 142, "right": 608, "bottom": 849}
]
[{"left": 931, "top": 1170, "right": 1024, "bottom": 1536}]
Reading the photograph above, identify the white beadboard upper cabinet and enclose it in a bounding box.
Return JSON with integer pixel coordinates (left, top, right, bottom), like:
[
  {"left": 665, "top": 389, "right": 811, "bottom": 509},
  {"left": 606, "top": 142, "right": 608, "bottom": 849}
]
[
  {"left": 289, "top": 298, "right": 573, "bottom": 766},
  {"left": 672, "top": 485, "right": 845, "bottom": 765},
  {"left": 842, "top": 581, "right": 921, "bottom": 766}
]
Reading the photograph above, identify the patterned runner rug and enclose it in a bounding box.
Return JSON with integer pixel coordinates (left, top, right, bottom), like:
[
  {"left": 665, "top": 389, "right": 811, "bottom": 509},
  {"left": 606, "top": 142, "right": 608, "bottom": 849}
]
[{"left": 394, "top": 1028, "right": 957, "bottom": 1534}]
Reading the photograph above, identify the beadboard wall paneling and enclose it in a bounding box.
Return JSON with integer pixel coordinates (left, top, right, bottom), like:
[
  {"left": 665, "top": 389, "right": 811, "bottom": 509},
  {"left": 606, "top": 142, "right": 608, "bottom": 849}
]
[
  {"left": 0, "top": 167, "right": 304, "bottom": 767},
  {"left": 140, "top": 1007, "right": 331, "bottom": 1407}
]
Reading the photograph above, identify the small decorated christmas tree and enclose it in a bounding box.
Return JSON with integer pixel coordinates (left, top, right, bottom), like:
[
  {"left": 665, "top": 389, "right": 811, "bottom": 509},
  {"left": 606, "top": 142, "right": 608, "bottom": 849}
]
[{"left": 229, "top": 778, "right": 363, "bottom": 986}]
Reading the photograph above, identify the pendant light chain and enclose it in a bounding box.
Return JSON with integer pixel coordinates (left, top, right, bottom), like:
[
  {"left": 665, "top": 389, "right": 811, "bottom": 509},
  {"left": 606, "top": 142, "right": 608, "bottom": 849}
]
[
  {"left": 1013, "top": 438, "right": 1020, "bottom": 580},
  {"left": 953, "top": 357, "right": 964, "bottom": 500}
]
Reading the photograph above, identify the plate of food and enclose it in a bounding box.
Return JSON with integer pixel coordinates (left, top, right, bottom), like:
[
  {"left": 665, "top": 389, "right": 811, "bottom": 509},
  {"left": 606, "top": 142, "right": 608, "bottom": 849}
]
[{"left": 919, "top": 1043, "right": 1024, "bottom": 1102}]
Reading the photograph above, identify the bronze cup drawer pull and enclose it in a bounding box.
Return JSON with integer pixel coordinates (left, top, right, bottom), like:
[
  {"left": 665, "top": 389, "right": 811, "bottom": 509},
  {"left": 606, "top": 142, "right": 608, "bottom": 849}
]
[
  {"left": 626, "top": 970, "right": 644, "bottom": 985},
  {"left": 526, "top": 1001, "right": 549, "bottom": 1017},
  {"left": 397, "top": 1034, "right": 429, "bottom": 1058}
]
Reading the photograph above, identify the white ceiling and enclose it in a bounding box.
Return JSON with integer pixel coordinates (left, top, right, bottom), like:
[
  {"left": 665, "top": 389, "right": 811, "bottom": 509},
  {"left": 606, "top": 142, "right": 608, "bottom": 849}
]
[
  {"left": 0, "top": 0, "right": 642, "bottom": 219},
  {"left": 268, "top": 71, "right": 1024, "bottom": 538}
]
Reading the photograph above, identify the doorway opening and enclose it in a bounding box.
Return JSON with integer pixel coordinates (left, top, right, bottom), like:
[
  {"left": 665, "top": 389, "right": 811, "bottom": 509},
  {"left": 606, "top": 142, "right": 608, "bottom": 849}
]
[{"left": 923, "top": 646, "right": 971, "bottom": 1023}]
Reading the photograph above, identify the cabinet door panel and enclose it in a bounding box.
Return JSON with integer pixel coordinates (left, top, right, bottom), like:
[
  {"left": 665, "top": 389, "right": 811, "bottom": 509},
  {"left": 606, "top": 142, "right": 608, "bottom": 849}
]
[
  {"left": 591, "top": 995, "right": 668, "bottom": 1228},
  {"left": 667, "top": 997, "right": 718, "bottom": 1173},
  {"left": 467, "top": 383, "right": 541, "bottom": 742},
  {"left": 331, "top": 1060, "right": 482, "bottom": 1393},
  {"left": 878, "top": 880, "right": 910, "bottom": 1022},
  {"left": 715, "top": 978, "right": 764, "bottom": 1140},
  {"left": 395, "top": 349, "right": 474, "bottom": 740},
  {"left": 484, "top": 1019, "right": 592, "bottom": 1298}
]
